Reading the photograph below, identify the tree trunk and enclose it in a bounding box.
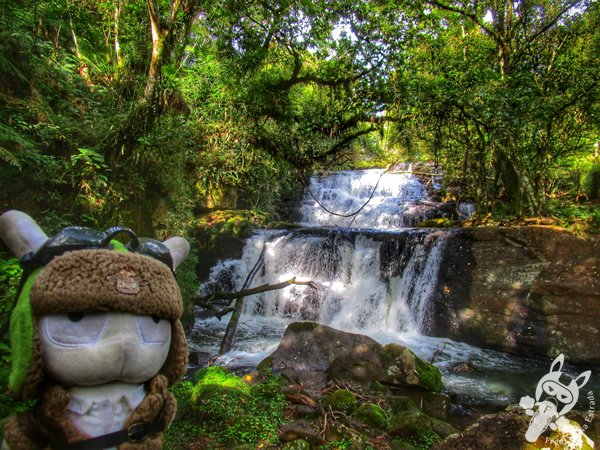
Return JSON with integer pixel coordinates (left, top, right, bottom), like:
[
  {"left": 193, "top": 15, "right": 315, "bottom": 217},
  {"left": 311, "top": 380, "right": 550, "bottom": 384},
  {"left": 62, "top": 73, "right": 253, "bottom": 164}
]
[
  {"left": 145, "top": 0, "right": 165, "bottom": 103},
  {"left": 219, "top": 246, "right": 266, "bottom": 355},
  {"left": 114, "top": 0, "right": 123, "bottom": 70},
  {"left": 590, "top": 165, "right": 600, "bottom": 200}
]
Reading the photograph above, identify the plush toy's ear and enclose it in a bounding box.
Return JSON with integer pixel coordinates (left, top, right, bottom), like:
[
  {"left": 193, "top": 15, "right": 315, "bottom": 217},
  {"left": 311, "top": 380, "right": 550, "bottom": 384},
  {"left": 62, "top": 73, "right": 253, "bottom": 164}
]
[
  {"left": 162, "top": 236, "right": 190, "bottom": 271},
  {"left": 0, "top": 210, "right": 48, "bottom": 259}
]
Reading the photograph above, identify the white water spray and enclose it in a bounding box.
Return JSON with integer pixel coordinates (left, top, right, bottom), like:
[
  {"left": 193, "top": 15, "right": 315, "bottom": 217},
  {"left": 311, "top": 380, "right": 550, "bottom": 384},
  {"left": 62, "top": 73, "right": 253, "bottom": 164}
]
[
  {"left": 202, "top": 228, "right": 448, "bottom": 336},
  {"left": 299, "top": 169, "right": 430, "bottom": 229}
]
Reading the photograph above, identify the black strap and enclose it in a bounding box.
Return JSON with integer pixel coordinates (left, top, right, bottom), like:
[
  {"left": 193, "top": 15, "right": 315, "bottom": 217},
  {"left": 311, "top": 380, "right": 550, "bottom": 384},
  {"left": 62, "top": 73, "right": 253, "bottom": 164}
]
[{"left": 55, "top": 417, "right": 165, "bottom": 450}]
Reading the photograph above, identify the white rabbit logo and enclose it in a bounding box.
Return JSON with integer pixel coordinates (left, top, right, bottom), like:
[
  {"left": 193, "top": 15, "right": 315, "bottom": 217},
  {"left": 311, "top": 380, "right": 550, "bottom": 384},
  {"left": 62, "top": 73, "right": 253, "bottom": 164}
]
[{"left": 519, "top": 354, "right": 591, "bottom": 442}]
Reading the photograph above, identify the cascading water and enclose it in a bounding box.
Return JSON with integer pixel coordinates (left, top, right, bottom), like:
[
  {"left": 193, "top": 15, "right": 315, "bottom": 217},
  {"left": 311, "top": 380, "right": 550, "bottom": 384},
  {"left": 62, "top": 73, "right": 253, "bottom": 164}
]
[
  {"left": 298, "top": 169, "right": 433, "bottom": 229},
  {"left": 194, "top": 168, "right": 550, "bottom": 405},
  {"left": 203, "top": 228, "right": 447, "bottom": 336}
]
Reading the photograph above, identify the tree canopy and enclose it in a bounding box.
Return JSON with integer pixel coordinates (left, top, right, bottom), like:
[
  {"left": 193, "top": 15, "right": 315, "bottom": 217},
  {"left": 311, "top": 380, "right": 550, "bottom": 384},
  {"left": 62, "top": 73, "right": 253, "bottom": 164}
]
[{"left": 0, "top": 0, "right": 598, "bottom": 233}]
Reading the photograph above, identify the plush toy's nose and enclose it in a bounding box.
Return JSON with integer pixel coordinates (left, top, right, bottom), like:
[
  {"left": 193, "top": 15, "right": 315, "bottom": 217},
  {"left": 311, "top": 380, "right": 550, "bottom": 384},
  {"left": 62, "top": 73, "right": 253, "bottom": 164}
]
[{"left": 39, "top": 312, "right": 171, "bottom": 387}]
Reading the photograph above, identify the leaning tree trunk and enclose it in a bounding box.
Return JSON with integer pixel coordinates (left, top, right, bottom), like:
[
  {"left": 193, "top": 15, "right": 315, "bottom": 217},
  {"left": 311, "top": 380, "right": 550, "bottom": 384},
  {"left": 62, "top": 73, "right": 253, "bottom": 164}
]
[
  {"left": 103, "top": 0, "right": 198, "bottom": 160},
  {"left": 219, "top": 246, "right": 266, "bottom": 355}
]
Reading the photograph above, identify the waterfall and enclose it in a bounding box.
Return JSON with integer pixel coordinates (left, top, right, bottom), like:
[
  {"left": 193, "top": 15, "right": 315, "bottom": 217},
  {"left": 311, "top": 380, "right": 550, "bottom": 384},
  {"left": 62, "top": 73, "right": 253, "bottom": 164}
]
[
  {"left": 197, "top": 168, "right": 450, "bottom": 353},
  {"left": 200, "top": 228, "right": 448, "bottom": 336},
  {"left": 298, "top": 169, "right": 431, "bottom": 229}
]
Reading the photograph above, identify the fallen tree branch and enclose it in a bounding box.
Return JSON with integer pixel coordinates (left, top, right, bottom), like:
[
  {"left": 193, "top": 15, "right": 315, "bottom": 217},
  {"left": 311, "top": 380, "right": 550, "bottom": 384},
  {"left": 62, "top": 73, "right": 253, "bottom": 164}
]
[
  {"left": 219, "top": 246, "right": 266, "bottom": 355},
  {"left": 196, "top": 277, "right": 319, "bottom": 306}
]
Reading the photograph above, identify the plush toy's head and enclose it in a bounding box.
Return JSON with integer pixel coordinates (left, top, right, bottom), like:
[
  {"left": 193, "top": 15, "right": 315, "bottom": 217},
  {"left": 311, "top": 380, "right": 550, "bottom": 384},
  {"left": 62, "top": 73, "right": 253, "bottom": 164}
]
[{"left": 0, "top": 210, "right": 190, "bottom": 400}]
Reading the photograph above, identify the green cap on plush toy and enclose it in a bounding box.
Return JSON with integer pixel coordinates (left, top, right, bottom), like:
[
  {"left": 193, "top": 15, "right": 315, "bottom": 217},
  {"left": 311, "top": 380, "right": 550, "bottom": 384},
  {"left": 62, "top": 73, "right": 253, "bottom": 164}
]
[{"left": 0, "top": 210, "right": 190, "bottom": 400}]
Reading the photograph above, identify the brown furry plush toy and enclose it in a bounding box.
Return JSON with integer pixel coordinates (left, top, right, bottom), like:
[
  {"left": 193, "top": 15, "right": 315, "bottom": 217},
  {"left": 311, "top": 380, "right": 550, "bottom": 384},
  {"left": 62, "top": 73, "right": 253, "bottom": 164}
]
[{"left": 0, "top": 210, "right": 190, "bottom": 450}]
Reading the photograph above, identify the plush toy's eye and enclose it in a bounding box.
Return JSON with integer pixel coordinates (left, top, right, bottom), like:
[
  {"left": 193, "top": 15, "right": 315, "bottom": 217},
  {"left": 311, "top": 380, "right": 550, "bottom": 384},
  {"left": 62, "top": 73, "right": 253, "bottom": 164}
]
[
  {"left": 136, "top": 315, "right": 170, "bottom": 345},
  {"left": 40, "top": 313, "right": 109, "bottom": 347}
]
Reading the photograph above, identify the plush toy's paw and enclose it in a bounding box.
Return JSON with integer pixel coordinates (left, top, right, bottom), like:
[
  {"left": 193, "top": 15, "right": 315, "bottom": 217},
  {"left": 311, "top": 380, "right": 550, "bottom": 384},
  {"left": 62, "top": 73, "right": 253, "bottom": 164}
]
[{"left": 519, "top": 396, "right": 535, "bottom": 410}]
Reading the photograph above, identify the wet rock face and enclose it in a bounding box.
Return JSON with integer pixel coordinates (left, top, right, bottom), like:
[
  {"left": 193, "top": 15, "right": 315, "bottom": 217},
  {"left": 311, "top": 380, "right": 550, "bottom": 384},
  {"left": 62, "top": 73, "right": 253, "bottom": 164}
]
[
  {"left": 432, "top": 226, "right": 600, "bottom": 364},
  {"left": 258, "top": 322, "right": 442, "bottom": 395}
]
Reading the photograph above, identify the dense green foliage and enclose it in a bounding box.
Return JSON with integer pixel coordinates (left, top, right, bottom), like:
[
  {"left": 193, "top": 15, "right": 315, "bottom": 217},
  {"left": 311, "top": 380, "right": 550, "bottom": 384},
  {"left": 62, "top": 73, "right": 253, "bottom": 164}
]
[
  {"left": 164, "top": 366, "right": 455, "bottom": 449},
  {"left": 165, "top": 367, "right": 287, "bottom": 448},
  {"left": 0, "top": 0, "right": 597, "bottom": 232}
]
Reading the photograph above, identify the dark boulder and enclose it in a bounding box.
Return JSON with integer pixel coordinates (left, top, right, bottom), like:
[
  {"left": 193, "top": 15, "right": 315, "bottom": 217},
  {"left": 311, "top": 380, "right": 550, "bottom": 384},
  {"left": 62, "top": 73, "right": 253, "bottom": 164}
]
[{"left": 258, "top": 322, "right": 442, "bottom": 395}]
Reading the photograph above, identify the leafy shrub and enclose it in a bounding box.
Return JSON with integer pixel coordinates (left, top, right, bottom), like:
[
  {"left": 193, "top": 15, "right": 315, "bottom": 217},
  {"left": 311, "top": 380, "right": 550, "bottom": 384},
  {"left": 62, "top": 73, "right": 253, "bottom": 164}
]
[
  {"left": 167, "top": 366, "right": 286, "bottom": 448},
  {"left": 197, "top": 210, "right": 272, "bottom": 239}
]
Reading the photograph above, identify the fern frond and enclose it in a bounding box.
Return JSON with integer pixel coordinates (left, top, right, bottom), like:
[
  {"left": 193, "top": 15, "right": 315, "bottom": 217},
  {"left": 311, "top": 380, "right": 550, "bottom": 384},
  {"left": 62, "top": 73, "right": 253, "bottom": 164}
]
[{"left": 0, "top": 147, "right": 22, "bottom": 169}]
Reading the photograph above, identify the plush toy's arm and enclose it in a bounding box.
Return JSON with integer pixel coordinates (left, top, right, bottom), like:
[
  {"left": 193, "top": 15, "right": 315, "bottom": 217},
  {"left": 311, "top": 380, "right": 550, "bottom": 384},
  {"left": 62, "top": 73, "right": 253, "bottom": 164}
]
[
  {"left": 2, "top": 415, "right": 46, "bottom": 450},
  {"left": 162, "top": 236, "right": 190, "bottom": 270}
]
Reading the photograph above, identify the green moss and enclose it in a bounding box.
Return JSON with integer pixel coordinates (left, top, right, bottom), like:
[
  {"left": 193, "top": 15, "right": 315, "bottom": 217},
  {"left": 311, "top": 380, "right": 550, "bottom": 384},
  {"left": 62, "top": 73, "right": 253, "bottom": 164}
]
[
  {"left": 544, "top": 419, "right": 595, "bottom": 450},
  {"left": 324, "top": 389, "right": 358, "bottom": 414},
  {"left": 379, "top": 344, "right": 443, "bottom": 393},
  {"left": 352, "top": 402, "right": 389, "bottom": 430},
  {"left": 415, "top": 217, "right": 453, "bottom": 228},
  {"left": 194, "top": 365, "right": 250, "bottom": 392},
  {"left": 369, "top": 381, "right": 388, "bottom": 395},
  {"left": 413, "top": 357, "right": 443, "bottom": 393},
  {"left": 256, "top": 355, "right": 274, "bottom": 373},
  {"left": 167, "top": 367, "right": 287, "bottom": 448},
  {"left": 388, "top": 396, "right": 419, "bottom": 414},
  {"left": 429, "top": 417, "right": 458, "bottom": 439},
  {"left": 196, "top": 209, "right": 272, "bottom": 239},
  {"left": 390, "top": 438, "right": 424, "bottom": 450},
  {"left": 282, "top": 439, "right": 311, "bottom": 449},
  {"left": 389, "top": 412, "right": 442, "bottom": 449}
]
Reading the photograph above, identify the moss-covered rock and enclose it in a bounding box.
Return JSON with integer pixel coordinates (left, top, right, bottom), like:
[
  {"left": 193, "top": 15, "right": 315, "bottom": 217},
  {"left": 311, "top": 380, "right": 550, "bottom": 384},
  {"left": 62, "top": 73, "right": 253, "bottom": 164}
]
[
  {"left": 419, "top": 392, "right": 451, "bottom": 419},
  {"left": 166, "top": 366, "right": 286, "bottom": 448},
  {"left": 258, "top": 322, "right": 382, "bottom": 393},
  {"left": 282, "top": 439, "right": 311, "bottom": 449},
  {"left": 379, "top": 343, "right": 443, "bottom": 393},
  {"left": 389, "top": 411, "right": 441, "bottom": 448},
  {"left": 369, "top": 380, "right": 389, "bottom": 395},
  {"left": 259, "top": 322, "right": 443, "bottom": 395},
  {"left": 388, "top": 396, "right": 420, "bottom": 415},
  {"left": 324, "top": 389, "right": 358, "bottom": 414},
  {"left": 429, "top": 417, "right": 459, "bottom": 439},
  {"left": 352, "top": 402, "right": 389, "bottom": 430},
  {"left": 415, "top": 217, "right": 453, "bottom": 228},
  {"left": 538, "top": 418, "right": 595, "bottom": 450}
]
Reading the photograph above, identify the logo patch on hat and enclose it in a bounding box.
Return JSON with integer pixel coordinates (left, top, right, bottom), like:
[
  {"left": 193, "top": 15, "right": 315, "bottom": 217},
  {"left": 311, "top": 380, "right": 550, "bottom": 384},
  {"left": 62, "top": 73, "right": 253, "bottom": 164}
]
[{"left": 107, "top": 268, "right": 148, "bottom": 295}]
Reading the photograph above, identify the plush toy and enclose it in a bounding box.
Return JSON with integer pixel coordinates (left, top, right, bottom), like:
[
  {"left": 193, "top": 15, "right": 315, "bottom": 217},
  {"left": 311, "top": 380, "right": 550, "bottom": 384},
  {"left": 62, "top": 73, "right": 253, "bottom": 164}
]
[{"left": 0, "top": 210, "right": 190, "bottom": 449}]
